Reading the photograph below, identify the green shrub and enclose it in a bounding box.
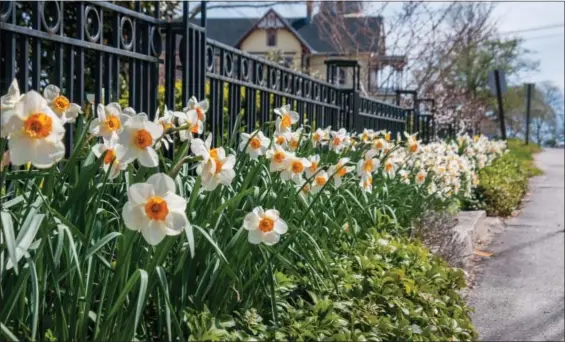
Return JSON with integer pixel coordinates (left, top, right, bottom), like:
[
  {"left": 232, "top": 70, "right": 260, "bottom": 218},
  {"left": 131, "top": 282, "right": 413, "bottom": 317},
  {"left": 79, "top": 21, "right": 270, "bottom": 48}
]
[
  {"left": 467, "top": 153, "right": 528, "bottom": 216},
  {"left": 506, "top": 138, "right": 542, "bottom": 177},
  {"left": 465, "top": 138, "right": 541, "bottom": 216},
  {"left": 181, "top": 230, "right": 477, "bottom": 341}
]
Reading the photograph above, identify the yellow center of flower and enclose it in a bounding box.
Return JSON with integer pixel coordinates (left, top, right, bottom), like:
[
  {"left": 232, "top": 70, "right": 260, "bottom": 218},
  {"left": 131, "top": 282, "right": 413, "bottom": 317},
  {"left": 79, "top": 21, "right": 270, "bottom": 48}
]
[
  {"left": 276, "top": 136, "right": 286, "bottom": 145},
  {"left": 196, "top": 107, "right": 205, "bottom": 121},
  {"left": 417, "top": 174, "right": 425, "bottom": 182},
  {"left": 249, "top": 137, "right": 262, "bottom": 149},
  {"left": 291, "top": 161, "right": 304, "bottom": 173},
  {"left": 362, "top": 133, "right": 369, "bottom": 141},
  {"left": 191, "top": 122, "right": 200, "bottom": 134},
  {"left": 144, "top": 197, "right": 169, "bottom": 221},
  {"left": 315, "top": 175, "right": 327, "bottom": 186},
  {"left": 332, "top": 137, "right": 342, "bottom": 146},
  {"left": 337, "top": 164, "right": 347, "bottom": 177},
  {"left": 210, "top": 148, "right": 219, "bottom": 160},
  {"left": 309, "top": 162, "right": 318, "bottom": 172},
  {"left": 133, "top": 129, "right": 153, "bottom": 149},
  {"left": 363, "top": 159, "right": 374, "bottom": 173},
  {"left": 313, "top": 133, "right": 320, "bottom": 141},
  {"left": 375, "top": 140, "right": 384, "bottom": 149},
  {"left": 364, "top": 176, "right": 372, "bottom": 188},
  {"left": 24, "top": 113, "right": 53, "bottom": 139},
  {"left": 52, "top": 95, "right": 70, "bottom": 113},
  {"left": 160, "top": 122, "right": 174, "bottom": 131},
  {"left": 104, "top": 115, "right": 121, "bottom": 132},
  {"left": 258, "top": 217, "right": 275, "bottom": 232},
  {"left": 290, "top": 139, "right": 299, "bottom": 150},
  {"left": 409, "top": 144, "right": 418, "bottom": 153},
  {"left": 273, "top": 151, "right": 285, "bottom": 164},
  {"left": 214, "top": 159, "right": 223, "bottom": 174},
  {"left": 103, "top": 149, "right": 116, "bottom": 164},
  {"left": 385, "top": 133, "right": 391, "bottom": 141},
  {"left": 281, "top": 115, "right": 292, "bottom": 129},
  {"left": 385, "top": 162, "right": 393, "bottom": 172}
]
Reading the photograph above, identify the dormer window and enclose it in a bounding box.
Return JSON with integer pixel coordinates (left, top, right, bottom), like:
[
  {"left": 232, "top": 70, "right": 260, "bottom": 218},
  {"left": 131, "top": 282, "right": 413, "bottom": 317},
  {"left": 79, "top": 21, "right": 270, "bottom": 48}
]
[{"left": 266, "top": 29, "right": 277, "bottom": 46}]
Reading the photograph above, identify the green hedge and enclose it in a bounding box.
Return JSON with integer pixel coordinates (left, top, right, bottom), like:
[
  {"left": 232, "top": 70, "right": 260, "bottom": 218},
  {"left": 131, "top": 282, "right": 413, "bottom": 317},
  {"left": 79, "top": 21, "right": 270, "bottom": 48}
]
[
  {"left": 465, "top": 138, "right": 541, "bottom": 216},
  {"left": 180, "top": 230, "right": 477, "bottom": 341}
]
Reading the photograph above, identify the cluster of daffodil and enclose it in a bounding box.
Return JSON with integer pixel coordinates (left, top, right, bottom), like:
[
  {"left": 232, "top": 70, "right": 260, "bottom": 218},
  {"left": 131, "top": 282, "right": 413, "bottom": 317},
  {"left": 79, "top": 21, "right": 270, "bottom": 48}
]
[{"left": 1, "top": 78, "right": 505, "bottom": 247}]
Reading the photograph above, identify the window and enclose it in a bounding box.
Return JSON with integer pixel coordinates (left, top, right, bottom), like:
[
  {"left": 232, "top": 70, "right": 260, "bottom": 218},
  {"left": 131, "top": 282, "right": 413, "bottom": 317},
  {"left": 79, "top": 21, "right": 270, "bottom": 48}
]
[
  {"left": 284, "top": 57, "right": 293, "bottom": 68},
  {"left": 266, "top": 29, "right": 277, "bottom": 47},
  {"left": 337, "top": 68, "right": 346, "bottom": 85}
]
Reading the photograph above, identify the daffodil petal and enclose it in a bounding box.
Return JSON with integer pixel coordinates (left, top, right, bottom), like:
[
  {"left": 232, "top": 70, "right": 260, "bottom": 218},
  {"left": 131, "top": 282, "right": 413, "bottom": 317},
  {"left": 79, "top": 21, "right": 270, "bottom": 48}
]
[
  {"left": 147, "top": 173, "right": 176, "bottom": 196},
  {"left": 127, "top": 183, "right": 154, "bottom": 205},
  {"left": 247, "top": 229, "right": 262, "bottom": 244},
  {"left": 163, "top": 193, "right": 187, "bottom": 212},
  {"left": 141, "top": 221, "right": 167, "bottom": 245},
  {"left": 262, "top": 232, "right": 280, "bottom": 245},
  {"left": 165, "top": 211, "right": 188, "bottom": 235},
  {"left": 122, "top": 202, "right": 147, "bottom": 231}
]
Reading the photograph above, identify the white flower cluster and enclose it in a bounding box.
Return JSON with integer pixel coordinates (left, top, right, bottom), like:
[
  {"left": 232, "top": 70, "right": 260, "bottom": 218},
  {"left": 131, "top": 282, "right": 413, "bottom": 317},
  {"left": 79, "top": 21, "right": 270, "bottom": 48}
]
[{"left": 1, "top": 80, "right": 506, "bottom": 246}]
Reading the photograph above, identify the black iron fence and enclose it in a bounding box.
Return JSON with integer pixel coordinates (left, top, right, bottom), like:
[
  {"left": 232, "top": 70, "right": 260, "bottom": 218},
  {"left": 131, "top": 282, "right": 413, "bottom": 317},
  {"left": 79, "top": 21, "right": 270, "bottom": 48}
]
[{"left": 1, "top": 1, "right": 438, "bottom": 150}]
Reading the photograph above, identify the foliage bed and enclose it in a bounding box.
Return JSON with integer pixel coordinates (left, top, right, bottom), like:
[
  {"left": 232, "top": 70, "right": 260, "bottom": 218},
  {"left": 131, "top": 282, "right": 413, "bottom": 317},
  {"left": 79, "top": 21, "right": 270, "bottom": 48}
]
[{"left": 180, "top": 231, "right": 476, "bottom": 341}]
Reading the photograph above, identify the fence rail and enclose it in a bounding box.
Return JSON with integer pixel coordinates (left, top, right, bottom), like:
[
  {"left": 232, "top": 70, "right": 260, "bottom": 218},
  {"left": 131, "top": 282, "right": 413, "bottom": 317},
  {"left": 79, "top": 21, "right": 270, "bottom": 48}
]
[{"left": 0, "top": 1, "right": 441, "bottom": 152}]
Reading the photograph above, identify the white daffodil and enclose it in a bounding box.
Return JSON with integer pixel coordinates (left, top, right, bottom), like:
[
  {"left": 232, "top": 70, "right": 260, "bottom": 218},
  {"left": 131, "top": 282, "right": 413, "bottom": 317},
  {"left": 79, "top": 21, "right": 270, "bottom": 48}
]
[
  {"left": 0, "top": 79, "right": 24, "bottom": 138},
  {"left": 153, "top": 106, "right": 175, "bottom": 151},
  {"left": 239, "top": 130, "right": 270, "bottom": 160},
  {"left": 243, "top": 207, "right": 288, "bottom": 245},
  {"left": 273, "top": 131, "right": 291, "bottom": 148},
  {"left": 91, "top": 136, "right": 129, "bottom": 179},
  {"left": 274, "top": 104, "right": 299, "bottom": 133},
  {"left": 357, "top": 149, "right": 379, "bottom": 177},
  {"left": 183, "top": 96, "right": 209, "bottom": 123},
  {"left": 280, "top": 154, "right": 311, "bottom": 185},
  {"left": 43, "top": 84, "right": 82, "bottom": 124},
  {"left": 311, "top": 170, "right": 329, "bottom": 194},
  {"left": 311, "top": 126, "right": 330, "bottom": 147},
  {"left": 329, "top": 128, "right": 348, "bottom": 153},
  {"left": 288, "top": 129, "right": 303, "bottom": 152},
  {"left": 399, "top": 169, "right": 410, "bottom": 184},
  {"left": 119, "top": 113, "right": 163, "bottom": 168},
  {"left": 122, "top": 173, "right": 188, "bottom": 245},
  {"left": 199, "top": 151, "right": 236, "bottom": 191},
  {"left": 89, "top": 102, "right": 129, "bottom": 140},
  {"left": 359, "top": 129, "right": 375, "bottom": 143},
  {"left": 175, "top": 109, "right": 202, "bottom": 142},
  {"left": 427, "top": 181, "right": 437, "bottom": 195},
  {"left": 372, "top": 138, "right": 387, "bottom": 154},
  {"left": 190, "top": 134, "right": 222, "bottom": 165},
  {"left": 383, "top": 158, "right": 397, "bottom": 178},
  {"left": 415, "top": 170, "right": 427, "bottom": 185},
  {"left": 7, "top": 90, "right": 65, "bottom": 168},
  {"left": 360, "top": 173, "right": 373, "bottom": 193},
  {"left": 305, "top": 154, "right": 320, "bottom": 178},
  {"left": 266, "top": 145, "right": 289, "bottom": 172},
  {"left": 329, "top": 157, "right": 354, "bottom": 187}
]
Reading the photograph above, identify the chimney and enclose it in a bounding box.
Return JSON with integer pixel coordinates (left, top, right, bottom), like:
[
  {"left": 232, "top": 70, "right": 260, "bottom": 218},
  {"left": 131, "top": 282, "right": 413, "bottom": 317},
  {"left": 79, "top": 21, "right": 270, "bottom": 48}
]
[{"left": 306, "top": 0, "right": 313, "bottom": 22}]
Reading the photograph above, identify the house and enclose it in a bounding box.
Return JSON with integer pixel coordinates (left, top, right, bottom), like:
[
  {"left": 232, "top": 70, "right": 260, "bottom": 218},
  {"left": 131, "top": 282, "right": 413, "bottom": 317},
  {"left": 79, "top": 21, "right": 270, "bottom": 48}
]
[{"left": 171, "top": 1, "right": 407, "bottom": 97}]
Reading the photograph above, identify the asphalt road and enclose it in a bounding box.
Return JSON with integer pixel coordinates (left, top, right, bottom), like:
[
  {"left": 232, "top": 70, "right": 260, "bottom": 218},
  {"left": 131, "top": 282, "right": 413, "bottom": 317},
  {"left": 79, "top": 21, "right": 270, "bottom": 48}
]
[{"left": 470, "top": 148, "right": 565, "bottom": 341}]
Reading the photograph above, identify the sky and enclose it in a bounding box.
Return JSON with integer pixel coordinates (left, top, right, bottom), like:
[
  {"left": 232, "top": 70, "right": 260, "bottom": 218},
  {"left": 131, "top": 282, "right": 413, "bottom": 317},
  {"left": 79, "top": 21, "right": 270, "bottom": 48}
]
[{"left": 200, "top": 1, "right": 565, "bottom": 92}]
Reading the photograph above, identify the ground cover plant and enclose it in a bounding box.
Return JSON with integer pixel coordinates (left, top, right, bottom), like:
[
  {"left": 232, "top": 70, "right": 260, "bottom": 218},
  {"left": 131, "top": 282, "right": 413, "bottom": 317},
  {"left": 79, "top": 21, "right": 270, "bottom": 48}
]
[{"left": 0, "top": 79, "right": 504, "bottom": 341}]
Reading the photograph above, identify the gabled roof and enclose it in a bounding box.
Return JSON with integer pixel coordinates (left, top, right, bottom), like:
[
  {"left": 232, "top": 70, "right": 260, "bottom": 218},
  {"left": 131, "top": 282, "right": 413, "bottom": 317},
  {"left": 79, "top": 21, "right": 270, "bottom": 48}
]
[
  {"left": 176, "top": 10, "right": 382, "bottom": 54},
  {"left": 233, "top": 9, "right": 315, "bottom": 52}
]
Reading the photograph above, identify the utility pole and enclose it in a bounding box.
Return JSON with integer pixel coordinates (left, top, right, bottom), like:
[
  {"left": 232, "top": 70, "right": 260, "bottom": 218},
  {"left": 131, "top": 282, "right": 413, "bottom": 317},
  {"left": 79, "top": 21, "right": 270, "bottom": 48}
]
[
  {"left": 525, "top": 83, "right": 535, "bottom": 145},
  {"left": 488, "top": 70, "right": 508, "bottom": 140}
]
